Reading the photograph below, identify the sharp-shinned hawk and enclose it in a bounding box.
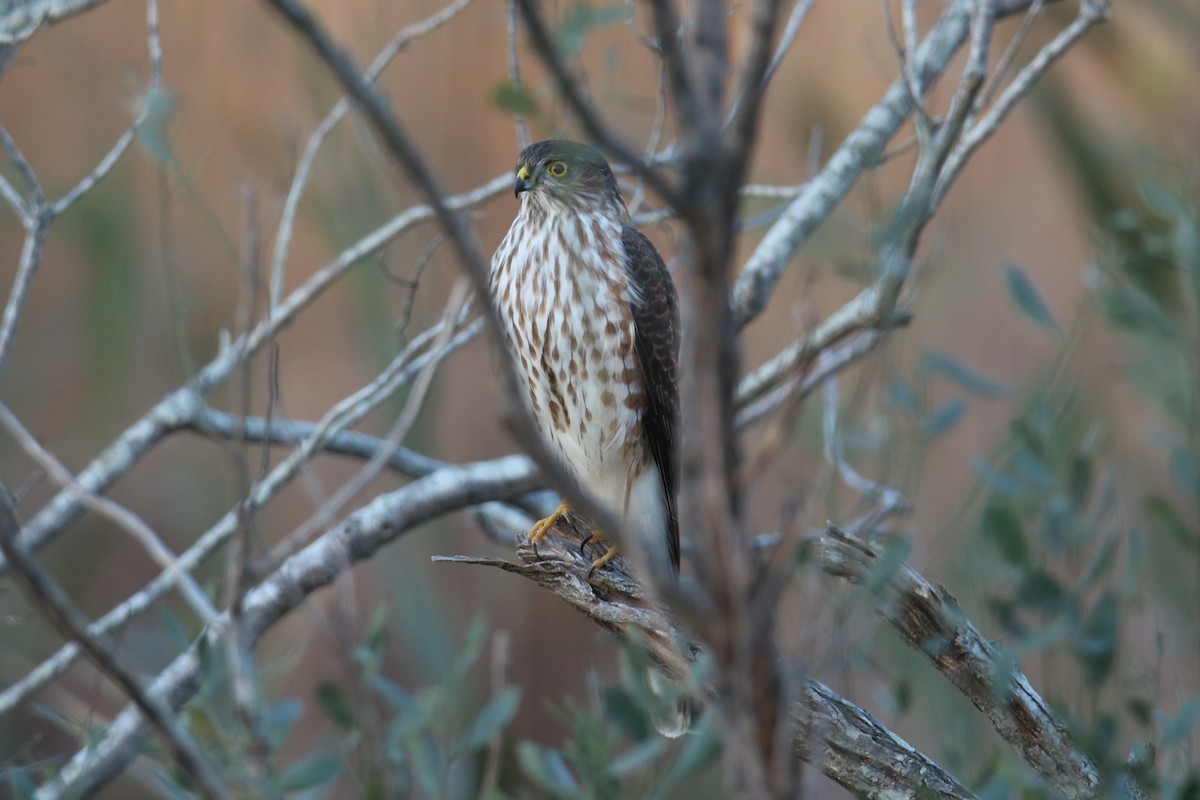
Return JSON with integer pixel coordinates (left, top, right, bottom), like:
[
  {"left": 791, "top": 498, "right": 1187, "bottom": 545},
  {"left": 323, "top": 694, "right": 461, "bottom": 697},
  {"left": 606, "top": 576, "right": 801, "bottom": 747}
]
[{"left": 490, "top": 140, "right": 680, "bottom": 573}]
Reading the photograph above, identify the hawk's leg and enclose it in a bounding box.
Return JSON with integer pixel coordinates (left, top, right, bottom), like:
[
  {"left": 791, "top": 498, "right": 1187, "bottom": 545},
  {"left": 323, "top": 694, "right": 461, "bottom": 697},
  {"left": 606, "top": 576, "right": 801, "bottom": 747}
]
[
  {"left": 581, "top": 530, "right": 619, "bottom": 579},
  {"left": 528, "top": 500, "right": 571, "bottom": 557}
]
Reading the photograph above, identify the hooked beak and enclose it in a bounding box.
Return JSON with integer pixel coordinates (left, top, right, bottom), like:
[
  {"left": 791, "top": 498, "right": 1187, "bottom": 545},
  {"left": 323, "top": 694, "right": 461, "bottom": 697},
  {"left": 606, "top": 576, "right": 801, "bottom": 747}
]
[{"left": 514, "top": 165, "right": 534, "bottom": 197}]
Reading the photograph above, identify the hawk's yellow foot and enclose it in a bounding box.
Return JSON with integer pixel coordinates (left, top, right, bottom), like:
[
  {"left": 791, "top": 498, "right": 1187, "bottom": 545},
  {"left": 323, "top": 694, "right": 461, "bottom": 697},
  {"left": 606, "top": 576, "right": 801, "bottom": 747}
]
[
  {"left": 582, "top": 531, "right": 619, "bottom": 578},
  {"left": 529, "top": 500, "right": 571, "bottom": 549}
]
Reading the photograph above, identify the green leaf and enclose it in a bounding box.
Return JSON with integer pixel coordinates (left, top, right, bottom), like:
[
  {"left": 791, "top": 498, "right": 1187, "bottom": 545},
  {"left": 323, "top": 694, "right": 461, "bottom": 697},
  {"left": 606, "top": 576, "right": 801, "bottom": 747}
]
[
  {"left": 1004, "top": 264, "right": 1058, "bottom": 330},
  {"left": 316, "top": 681, "right": 355, "bottom": 729},
  {"left": 608, "top": 737, "right": 667, "bottom": 779},
  {"left": 7, "top": 766, "right": 35, "bottom": 800},
  {"left": 452, "top": 615, "right": 490, "bottom": 679},
  {"left": 1162, "top": 695, "right": 1200, "bottom": 745},
  {"left": 888, "top": 375, "right": 921, "bottom": 416},
  {"left": 517, "top": 741, "right": 582, "bottom": 796},
  {"left": 1140, "top": 181, "right": 1184, "bottom": 218},
  {"left": 602, "top": 686, "right": 650, "bottom": 742},
  {"left": 987, "top": 649, "right": 1017, "bottom": 700},
  {"left": 278, "top": 752, "right": 343, "bottom": 793},
  {"left": 558, "top": 4, "right": 629, "bottom": 56},
  {"left": 1016, "top": 568, "right": 1065, "bottom": 612},
  {"left": 862, "top": 536, "right": 912, "bottom": 593},
  {"left": 981, "top": 503, "right": 1029, "bottom": 566},
  {"left": 664, "top": 713, "right": 721, "bottom": 784},
  {"left": 460, "top": 687, "right": 521, "bottom": 751},
  {"left": 1082, "top": 533, "right": 1119, "bottom": 586},
  {"left": 137, "top": 88, "right": 178, "bottom": 164},
  {"left": 262, "top": 699, "right": 304, "bottom": 752},
  {"left": 972, "top": 459, "right": 1024, "bottom": 497},
  {"left": 370, "top": 675, "right": 423, "bottom": 715},
  {"left": 1170, "top": 445, "right": 1199, "bottom": 498},
  {"left": 1097, "top": 285, "right": 1175, "bottom": 337},
  {"left": 492, "top": 81, "right": 540, "bottom": 116},
  {"left": 921, "top": 398, "right": 968, "bottom": 438},
  {"left": 920, "top": 351, "right": 1009, "bottom": 397},
  {"left": 1067, "top": 452, "right": 1094, "bottom": 510},
  {"left": 1126, "top": 696, "right": 1154, "bottom": 726},
  {"left": 159, "top": 607, "right": 192, "bottom": 652},
  {"left": 1076, "top": 591, "right": 1119, "bottom": 687},
  {"left": 359, "top": 601, "right": 389, "bottom": 676},
  {"left": 408, "top": 732, "right": 445, "bottom": 796},
  {"left": 1144, "top": 494, "right": 1195, "bottom": 550}
]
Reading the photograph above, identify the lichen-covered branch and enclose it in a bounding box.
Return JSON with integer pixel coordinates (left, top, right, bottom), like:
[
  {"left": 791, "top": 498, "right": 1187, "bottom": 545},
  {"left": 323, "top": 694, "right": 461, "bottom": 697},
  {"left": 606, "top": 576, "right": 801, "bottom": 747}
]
[{"left": 436, "top": 517, "right": 979, "bottom": 799}]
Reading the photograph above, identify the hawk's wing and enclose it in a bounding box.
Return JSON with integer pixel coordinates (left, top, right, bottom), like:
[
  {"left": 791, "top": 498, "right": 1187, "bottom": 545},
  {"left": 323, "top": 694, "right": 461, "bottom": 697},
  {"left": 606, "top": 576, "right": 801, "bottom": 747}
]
[{"left": 622, "top": 227, "right": 681, "bottom": 572}]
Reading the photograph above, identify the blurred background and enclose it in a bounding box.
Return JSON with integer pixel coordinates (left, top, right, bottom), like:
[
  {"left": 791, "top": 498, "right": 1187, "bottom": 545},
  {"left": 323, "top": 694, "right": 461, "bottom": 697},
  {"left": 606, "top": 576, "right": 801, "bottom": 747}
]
[{"left": 0, "top": 0, "right": 1197, "bottom": 796}]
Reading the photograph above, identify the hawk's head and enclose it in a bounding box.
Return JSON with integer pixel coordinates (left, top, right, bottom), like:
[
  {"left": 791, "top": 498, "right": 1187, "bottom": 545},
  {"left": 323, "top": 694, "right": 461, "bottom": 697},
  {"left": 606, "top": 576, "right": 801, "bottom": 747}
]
[{"left": 513, "top": 140, "right": 627, "bottom": 218}]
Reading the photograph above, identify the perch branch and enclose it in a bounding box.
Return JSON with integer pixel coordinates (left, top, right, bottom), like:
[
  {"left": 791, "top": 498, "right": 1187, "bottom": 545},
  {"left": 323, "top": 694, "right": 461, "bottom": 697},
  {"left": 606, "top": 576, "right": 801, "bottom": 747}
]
[{"left": 435, "top": 516, "right": 977, "bottom": 799}]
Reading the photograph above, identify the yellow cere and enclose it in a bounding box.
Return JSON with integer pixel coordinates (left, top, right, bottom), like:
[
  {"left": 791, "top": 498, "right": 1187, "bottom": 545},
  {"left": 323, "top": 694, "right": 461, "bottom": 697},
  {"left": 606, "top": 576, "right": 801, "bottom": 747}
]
[{"left": 517, "top": 165, "right": 532, "bottom": 182}]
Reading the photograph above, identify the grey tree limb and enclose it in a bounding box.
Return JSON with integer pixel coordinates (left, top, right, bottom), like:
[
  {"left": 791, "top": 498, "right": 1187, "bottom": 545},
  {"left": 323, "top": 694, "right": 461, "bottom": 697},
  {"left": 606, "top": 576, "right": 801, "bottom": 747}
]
[
  {"left": 729, "top": 0, "right": 1062, "bottom": 330},
  {"left": 435, "top": 517, "right": 977, "bottom": 799},
  {"left": 0, "top": 487, "right": 234, "bottom": 800},
  {"left": 30, "top": 454, "right": 538, "bottom": 800},
  {"left": 817, "top": 524, "right": 1103, "bottom": 799}
]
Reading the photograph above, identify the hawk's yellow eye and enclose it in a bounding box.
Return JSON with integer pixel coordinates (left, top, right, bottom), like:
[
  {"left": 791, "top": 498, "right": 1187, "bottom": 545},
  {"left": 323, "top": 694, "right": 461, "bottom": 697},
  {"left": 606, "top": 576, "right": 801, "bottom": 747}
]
[{"left": 547, "top": 160, "right": 568, "bottom": 178}]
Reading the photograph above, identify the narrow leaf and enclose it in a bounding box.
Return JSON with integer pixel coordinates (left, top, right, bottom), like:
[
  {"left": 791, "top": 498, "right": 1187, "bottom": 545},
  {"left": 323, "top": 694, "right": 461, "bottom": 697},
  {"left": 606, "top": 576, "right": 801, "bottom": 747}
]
[
  {"left": 1162, "top": 695, "right": 1200, "bottom": 745},
  {"left": 921, "top": 398, "right": 968, "bottom": 439},
  {"left": 316, "top": 681, "right": 355, "bottom": 729},
  {"left": 888, "top": 375, "right": 921, "bottom": 416},
  {"left": 408, "top": 732, "right": 444, "bottom": 796},
  {"left": 920, "top": 351, "right": 1009, "bottom": 397},
  {"left": 664, "top": 713, "right": 721, "bottom": 784},
  {"left": 492, "top": 81, "right": 539, "bottom": 116},
  {"left": 1076, "top": 591, "right": 1119, "bottom": 686},
  {"left": 1144, "top": 494, "right": 1195, "bottom": 550},
  {"left": 981, "top": 502, "right": 1029, "bottom": 565},
  {"left": 460, "top": 687, "right": 521, "bottom": 751},
  {"left": 262, "top": 699, "right": 304, "bottom": 751},
  {"left": 278, "top": 752, "right": 343, "bottom": 793},
  {"left": 608, "top": 737, "right": 667, "bottom": 778},
  {"left": 517, "top": 742, "right": 582, "bottom": 795},
  {"left": 1170, "top": 444, "right": 1199, "bottom": 498},
  {"left": 603, "top": 686, "right": 650, "bottom": 742},
  {"left": 1004, "top": 264, "right": 1057, "bottom": 330}
]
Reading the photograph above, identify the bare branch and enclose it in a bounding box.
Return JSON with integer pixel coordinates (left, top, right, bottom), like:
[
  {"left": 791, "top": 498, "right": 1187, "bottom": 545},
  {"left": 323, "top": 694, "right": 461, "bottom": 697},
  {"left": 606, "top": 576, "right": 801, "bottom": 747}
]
[
  {"left": 436, "top": 518, "right": 977, "bottom": 799},
  {"left": 31, "top": 454, "right": 540, "bottom": 799},
  {"left": 0, "top": 487, "right": 234, "bottom": 800},
  {"left": 731, "top": 0, "right": 1056, "bottom": 329},
  {"left": 0, "top": 0, "right": 112, "bottom": 43},
  {"left": 510, "top": 0, "right": 684, "bottom": 209},
  {"left": 506, "top": 0, "right": 530, "bottom": 149},
  {"left": 933, "top": 0, "right": 1110, "bottom": 205},
  {"left": 0, "top": 402, "right": 220, "bottom": 626},
  {"left": 268, "top": 0, "right": 476, "bottom": 307},
  {"left": 818, "top": 524, "right": 1103, "bottom": 799}
]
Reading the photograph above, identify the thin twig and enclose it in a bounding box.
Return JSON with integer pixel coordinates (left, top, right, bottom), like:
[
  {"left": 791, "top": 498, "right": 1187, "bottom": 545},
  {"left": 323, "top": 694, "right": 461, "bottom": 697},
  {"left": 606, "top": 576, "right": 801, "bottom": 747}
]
[
  {"left": 31, "top": 454, "right": 540, "bottom": 799},
  {"left": 507, "top": 0, "right": 530, "bottom": 148},
  {"left": 267, "top": 0, "right": 475, "bottom": 308},
  {"left": 511, "top": 0, "right": 683, "bottom": 209},
  {"left": 0, "top": 487, "right": 235, "bottom": 800},
  {"left": 731, "top": 0, "right": 1055, "bottom": 329},
  {"left": 933, "top": 0, "right": 1109, "bottom": 204},
  {"left": 262, "top": 282, "right": 472, "bottom": 567},
  {"left": 0, "top": 402, "right": 221, "bottom": 626}
]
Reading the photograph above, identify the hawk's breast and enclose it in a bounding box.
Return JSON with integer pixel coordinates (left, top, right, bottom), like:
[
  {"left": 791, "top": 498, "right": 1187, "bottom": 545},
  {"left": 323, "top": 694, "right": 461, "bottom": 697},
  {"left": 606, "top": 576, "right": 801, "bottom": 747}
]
[{"left": 490, "top": 207, "right": 651, "bottom": 513}]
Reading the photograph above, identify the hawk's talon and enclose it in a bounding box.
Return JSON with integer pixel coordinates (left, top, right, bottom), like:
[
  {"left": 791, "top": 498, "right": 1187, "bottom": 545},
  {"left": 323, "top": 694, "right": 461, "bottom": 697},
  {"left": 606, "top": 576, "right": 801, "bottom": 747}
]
[
  {"left": 528, "top": 501, "right": 570, "bottom": 559},
  {"left": 586, "top": 543, "right": 619, "bottom": 581}
]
